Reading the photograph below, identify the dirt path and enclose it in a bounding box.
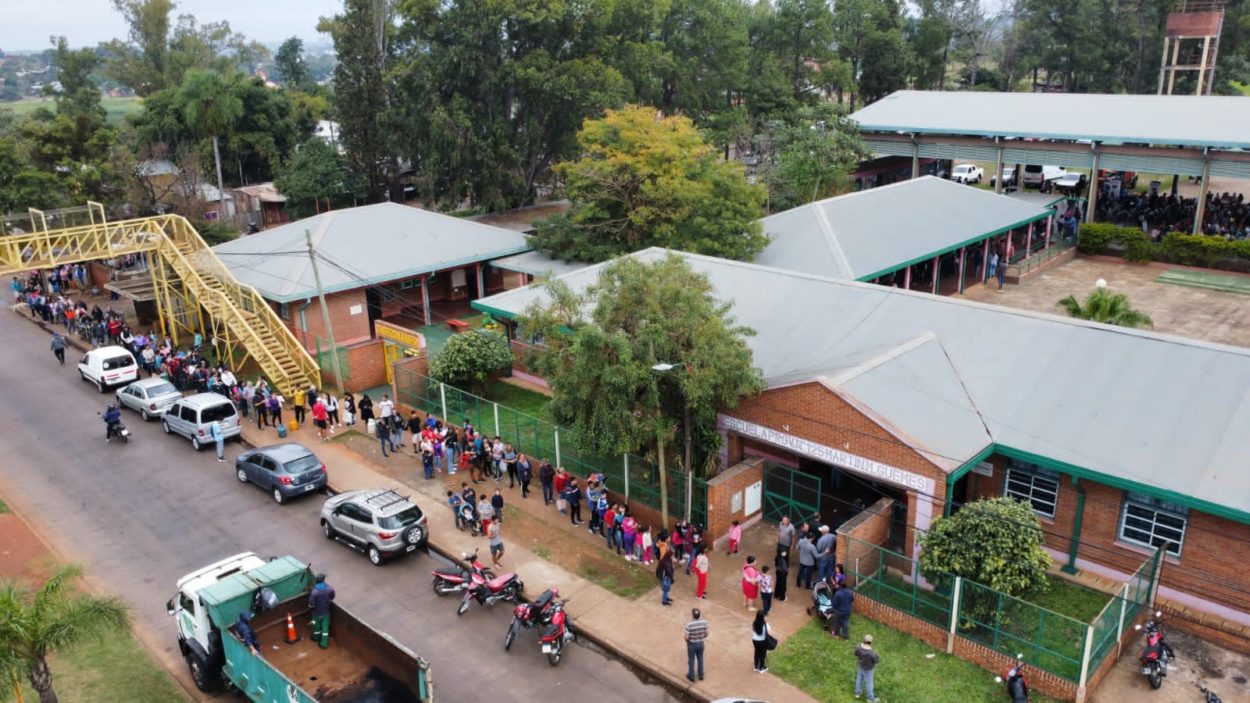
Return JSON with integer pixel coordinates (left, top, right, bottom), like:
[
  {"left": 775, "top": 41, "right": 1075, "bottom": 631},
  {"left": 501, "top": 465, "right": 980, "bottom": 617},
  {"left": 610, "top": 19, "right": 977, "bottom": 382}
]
[{"left": 0, "top": 512, "right": 54, "bottom": 582}]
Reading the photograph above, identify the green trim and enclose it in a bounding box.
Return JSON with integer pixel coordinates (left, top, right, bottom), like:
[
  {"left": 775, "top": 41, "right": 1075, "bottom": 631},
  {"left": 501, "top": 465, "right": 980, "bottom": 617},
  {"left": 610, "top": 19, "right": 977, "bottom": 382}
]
[
  {"left": 944, "top": 444, "right": 996, "bottom": 517},
  {"left": 855, "top": 212, "right": 1051, "bottom": 282},
  {"left": 470, "top": 300, "right": 518, "bottom": 321},
  {"left": 1063, "top": 477, "right": 1086, "bottom": 575},
  {"left": 996, "top": 445, "right": 1250, "bottom": 527}
]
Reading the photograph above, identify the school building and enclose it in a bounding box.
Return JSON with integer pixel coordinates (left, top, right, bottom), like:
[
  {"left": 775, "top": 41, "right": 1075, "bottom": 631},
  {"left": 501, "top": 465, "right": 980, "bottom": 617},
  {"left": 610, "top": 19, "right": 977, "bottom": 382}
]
[{"left": 473, "top": 247, "right": 1250, "bottom": 643}]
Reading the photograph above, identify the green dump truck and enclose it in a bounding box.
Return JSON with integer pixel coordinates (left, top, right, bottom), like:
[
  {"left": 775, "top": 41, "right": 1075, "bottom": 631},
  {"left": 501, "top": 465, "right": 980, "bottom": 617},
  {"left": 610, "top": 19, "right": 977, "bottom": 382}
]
[{"left": 166, "top": 552, "right": 433, "bottom": 702}]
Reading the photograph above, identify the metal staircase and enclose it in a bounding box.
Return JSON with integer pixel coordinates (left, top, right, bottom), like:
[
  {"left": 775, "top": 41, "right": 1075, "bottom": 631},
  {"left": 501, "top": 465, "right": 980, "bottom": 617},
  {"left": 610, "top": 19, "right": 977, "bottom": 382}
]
[{"left": 0, "top": 207, "right": 319, "bottom": 395}]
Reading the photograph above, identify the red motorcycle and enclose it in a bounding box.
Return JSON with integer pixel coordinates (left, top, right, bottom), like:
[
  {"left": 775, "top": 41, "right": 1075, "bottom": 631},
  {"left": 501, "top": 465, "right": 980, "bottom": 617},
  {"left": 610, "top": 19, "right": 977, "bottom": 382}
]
[
  {"left": 504, "top": 588, "right": 561, "bottom": 650},
  {"left": 1135, "top": 611, "right": 1175, "bottom": 689},
  {"left": 538, "top": 598, "right": 574, "bottom": 666},
  {"left": 457, "top": 566, "right": 523, "bottom": 616},
  {"left": 431, "top": 549, "right": 496, "bottom": 597},
  {"left": 994, "top": 654, "right": 1029, "bottom": 702}
]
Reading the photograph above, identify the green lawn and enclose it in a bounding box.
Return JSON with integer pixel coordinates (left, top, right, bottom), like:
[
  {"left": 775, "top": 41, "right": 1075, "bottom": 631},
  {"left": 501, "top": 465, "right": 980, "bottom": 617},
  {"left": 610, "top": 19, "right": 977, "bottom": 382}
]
[
  {"left": 486, "top": 380, "right": 553, "bottom": 422},
  {"left": 10, "top": 627, "right": 187, "bottom": 703},
  {"left": 0, "top": 97, "right": 143, "bottom": 125},
  {"left": 772, "top": 619, "right": 1062, "bottom": 703}
]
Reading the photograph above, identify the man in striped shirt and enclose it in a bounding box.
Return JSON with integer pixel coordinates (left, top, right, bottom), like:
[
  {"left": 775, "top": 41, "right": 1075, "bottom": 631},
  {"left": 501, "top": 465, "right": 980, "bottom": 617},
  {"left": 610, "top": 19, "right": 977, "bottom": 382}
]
[{"left": 684, "top": 608, "right": 709, "bottom": 682}]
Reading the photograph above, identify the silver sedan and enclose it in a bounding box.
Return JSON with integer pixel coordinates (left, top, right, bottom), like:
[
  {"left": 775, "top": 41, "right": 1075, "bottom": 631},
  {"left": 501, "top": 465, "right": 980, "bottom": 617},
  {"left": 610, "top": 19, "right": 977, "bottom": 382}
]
[{"left": 116, "top": 378, "right": 182, "bottom": 420}]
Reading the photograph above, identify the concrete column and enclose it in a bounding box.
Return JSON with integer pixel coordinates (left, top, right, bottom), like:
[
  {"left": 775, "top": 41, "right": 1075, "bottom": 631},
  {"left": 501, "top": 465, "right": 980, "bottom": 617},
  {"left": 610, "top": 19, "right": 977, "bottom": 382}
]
[
  {"left": 1024, "top": 221, "right": 1034, "bottom": 263},
  {"left": 957, "top": 247, "right": 966, "bottom": 294},
  {"left": 982, "top": 238, "right": 991, "bottom": 282},
  {"left": 475, "top": 262, "right": 485, "bottom": 299},
  {"left": 911, "top": 135, "right": 920, "bottom": 179},
  {"left": 1085, "top": 147, "right": 1100, "bottom": 224},
  {"left": 1045, "top": 215, "right": 1053, "bottom": 252},
  {"left": 1194, "top": 149, "right": 1212, "bottom": 234},
  {"left": 903, "top": 266, "right": 912, "bottom": 290},
  {"left": 931, "top": 256, "right": 939, "bottom": 294},
  {"left": 421, "top": 274, "right": 432, "bottom": 325},
  {"left": 994, "top": 141, "right": 1005, "bottom": 194}
]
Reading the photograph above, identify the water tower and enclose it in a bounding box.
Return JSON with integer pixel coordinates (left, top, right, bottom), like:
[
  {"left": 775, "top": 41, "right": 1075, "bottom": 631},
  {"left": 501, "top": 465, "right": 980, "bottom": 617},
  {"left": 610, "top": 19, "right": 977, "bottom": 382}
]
[{"left": 1158, "top": 1, "right": 1226, "bottom": 95}]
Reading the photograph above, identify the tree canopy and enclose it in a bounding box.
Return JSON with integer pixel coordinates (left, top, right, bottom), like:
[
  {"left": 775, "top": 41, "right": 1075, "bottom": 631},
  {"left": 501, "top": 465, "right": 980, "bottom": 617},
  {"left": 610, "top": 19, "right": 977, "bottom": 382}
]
[
  {"left": 531, "top": 106, "right": 767, "bottom": 263},
  {"left": 429, "top": 330, "right": 514, "bottom": 393},
  {"left": 918, "top": 497, "right": 1052, "bottom": 597},
  {"left": 276, "top": 138, "right": 367, "bottom": 219},
  {"left": 518, "top": 253, "right": 764, "bottom": 470}
]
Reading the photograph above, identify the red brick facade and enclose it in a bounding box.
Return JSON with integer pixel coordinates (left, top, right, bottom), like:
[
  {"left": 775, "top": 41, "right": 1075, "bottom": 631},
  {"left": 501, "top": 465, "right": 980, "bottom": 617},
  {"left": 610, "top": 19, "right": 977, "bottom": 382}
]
[
  {"left": 279, "top": 289, "right": 373, "bottom": 351},
  {"left": 704, "top": 458, "right": 766, "bottom": 545}
]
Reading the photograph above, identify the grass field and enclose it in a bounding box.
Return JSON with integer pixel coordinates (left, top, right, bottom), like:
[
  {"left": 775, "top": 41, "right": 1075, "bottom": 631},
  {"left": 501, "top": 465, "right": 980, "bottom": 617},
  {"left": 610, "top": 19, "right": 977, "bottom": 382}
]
[
  {"left": 772, "top": 619, "right": 1062, "bottom": 703},
  {"left": 10, "top": 627, "right": 187, "bottom": 703},
  {"left": 0, "top": 96, "right": 144, "bottom": 125}
]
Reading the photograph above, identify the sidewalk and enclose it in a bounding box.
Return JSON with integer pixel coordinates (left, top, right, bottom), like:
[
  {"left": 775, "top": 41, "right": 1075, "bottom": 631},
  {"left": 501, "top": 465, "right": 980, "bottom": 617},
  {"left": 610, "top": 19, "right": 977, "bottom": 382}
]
[{"left": 239, "top": 418, "right": 818, "bottom": 703}]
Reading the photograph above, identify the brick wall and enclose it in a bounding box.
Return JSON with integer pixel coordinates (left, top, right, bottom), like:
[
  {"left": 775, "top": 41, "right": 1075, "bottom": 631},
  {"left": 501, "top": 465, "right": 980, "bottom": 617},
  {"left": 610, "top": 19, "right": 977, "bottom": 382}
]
[
  {"left": 951, "top": 637, "right": 1078, "bottom": 701},
  {"left": 837, "top": 497, "right": 896, "bottom": 584},
  {"left": 705, "top": 458, "right": 765, "bottom": 545},
  {"left": 319, "top": 337, "right": 386, "bottom": 393},
  {"left": 280, "top": 289, "right": 372, "bottom": 351}
]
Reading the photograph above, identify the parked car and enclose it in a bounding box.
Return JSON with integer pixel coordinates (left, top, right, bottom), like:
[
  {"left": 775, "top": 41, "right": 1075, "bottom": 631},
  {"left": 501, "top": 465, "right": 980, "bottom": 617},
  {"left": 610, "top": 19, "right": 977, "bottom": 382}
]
[
  {"left": 951, "top": 164, "right": 984, "bottom": 184},
  {"left": 991, "top": 166, "right": 1017, "bottom": 188},
  {"left": 321, "top": 488, "right": 429, "bottom": 566},
  {"left": 1099, "top": 169, "right": 1139, "bottom": 188},
  {"left": 116, "top": 378, "right": 181, "bottom": 420},
  {"left": 1053, "top": 172, "right": 1089, "bottom": 195},
  {"left": 162, "top": 392, "right": 241, "bottom": 450},
  {"left": 77, "top": 345, "right": 138, "bottom": 392},
  {"left": 235, "top": 443, "right": 327, "bottom": 504},
  {"left": 1021, "top": 164, "right": 1067, "bottom": 189}
]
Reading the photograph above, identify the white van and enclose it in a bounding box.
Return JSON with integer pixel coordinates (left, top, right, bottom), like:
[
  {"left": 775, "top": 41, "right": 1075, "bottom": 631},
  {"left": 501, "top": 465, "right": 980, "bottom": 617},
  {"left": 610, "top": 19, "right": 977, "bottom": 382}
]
[
  {"left": 78, "top": 345, "right": 139, "bottom": 392},
  {"left": 1021, "top": 164, "right": 1067, "bottom": 189}
]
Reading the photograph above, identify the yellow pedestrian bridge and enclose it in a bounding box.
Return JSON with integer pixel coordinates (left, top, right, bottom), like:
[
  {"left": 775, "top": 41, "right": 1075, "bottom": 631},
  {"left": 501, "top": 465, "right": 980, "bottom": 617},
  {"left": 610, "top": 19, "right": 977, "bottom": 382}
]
[{"left": 1, "top": 203, "right": 319, "bottom": 395}]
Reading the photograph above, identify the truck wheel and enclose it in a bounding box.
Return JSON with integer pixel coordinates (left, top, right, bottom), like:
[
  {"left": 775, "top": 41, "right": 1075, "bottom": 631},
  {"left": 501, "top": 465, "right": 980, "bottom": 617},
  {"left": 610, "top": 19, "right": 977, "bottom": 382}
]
[
  {"left": 368, "top": 545, "right": 383, "bottom": 566},
  {"left": 186, "top": 651, "right": 219, "bottom": 693}
]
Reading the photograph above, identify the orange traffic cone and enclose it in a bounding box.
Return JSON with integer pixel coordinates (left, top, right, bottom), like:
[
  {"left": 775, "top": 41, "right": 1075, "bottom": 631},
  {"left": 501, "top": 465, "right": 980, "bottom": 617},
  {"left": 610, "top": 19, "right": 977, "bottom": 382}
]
[{"left": 285, "top": 611, "right": 301, "bottom": 644}]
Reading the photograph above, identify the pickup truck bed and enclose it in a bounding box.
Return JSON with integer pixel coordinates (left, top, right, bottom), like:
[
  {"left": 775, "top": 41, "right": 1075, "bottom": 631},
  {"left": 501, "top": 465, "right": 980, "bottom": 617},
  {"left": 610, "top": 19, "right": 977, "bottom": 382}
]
[{"left": 230, "top": 604, "right": 424, "bottom": 703}]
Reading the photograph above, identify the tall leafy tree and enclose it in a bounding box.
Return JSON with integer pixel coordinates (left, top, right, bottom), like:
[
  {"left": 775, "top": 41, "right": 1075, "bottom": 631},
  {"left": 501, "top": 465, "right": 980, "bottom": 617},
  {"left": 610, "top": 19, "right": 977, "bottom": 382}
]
[
  {"left": 274, "top": 37, "right": 311, "bottom": 89},
  {"left": 518, "top": 253, "right": 764, "bottom": 477},
  {"left": 275, "top": 138, "right": 367, "bottom": 218},
  {"left": 531, "top": 105, "right": 767, "bottom": 262},
  {"left": 177, "top": 69, "right": 243, "bottom": 213},
  {"left": 321, "top": 0, "right": 398, "bottom": 202},
  {"left": 756, "top": 103, "right": 868, "bottom": 211},
  {"left": 0, "top": 565, "right": 131, "bottom": 703}
]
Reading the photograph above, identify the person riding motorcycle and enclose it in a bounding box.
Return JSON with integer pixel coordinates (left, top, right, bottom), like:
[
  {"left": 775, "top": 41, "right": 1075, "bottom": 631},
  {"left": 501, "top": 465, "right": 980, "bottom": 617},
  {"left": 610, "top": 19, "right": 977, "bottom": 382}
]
[{"left": 103, "top": 404, "right": 122, "bottom": 440}]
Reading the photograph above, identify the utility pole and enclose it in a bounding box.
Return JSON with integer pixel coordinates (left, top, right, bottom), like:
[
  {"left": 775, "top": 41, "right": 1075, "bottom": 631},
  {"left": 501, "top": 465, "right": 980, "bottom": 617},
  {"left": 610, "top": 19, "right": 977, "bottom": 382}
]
[{"left": 306, "top": 229, "right": 344, "bottom": 394}]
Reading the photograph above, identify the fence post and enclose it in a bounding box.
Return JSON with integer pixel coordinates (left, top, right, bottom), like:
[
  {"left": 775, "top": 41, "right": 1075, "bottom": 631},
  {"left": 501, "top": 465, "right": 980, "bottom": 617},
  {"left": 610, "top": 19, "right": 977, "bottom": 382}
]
[
  {"left": 493, "top": 402, "right": 501, "bottom": 437},
  {"left": 554, "top": 429, "right": 561, "bottom": 469},
  {"left": 947, "top": 576, "right": 962, "bottom": 654},
  {"left": 1076, "top": 623, "right": 1095, "bottom": 703},
  {"left": 1115, "top": 582, "right": 1129, "bottom": 659},
  {"left": 623, "top": 454, "right": 630, "bottom": 500},
  {"left": 439, "top": 383, "right": 448, "bottom": 421},
  {"left": 685, "top": 469, "right": 693, "bottom": 523},
  {"left": 1147, "top": 547, "right": 1164, "bottom": 607}
]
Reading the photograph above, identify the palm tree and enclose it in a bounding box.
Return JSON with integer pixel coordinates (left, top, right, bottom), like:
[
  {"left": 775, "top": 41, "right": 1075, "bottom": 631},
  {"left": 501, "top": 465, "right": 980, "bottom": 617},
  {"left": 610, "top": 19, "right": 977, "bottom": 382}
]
[
  {"left": 177, "top": 69, "right": 244, "bottom": 218},
  {"left": 0, "top": 566, "right": 130, "bottom": 703},
  {"left": 1057, "top": 287, "right": 1153, "bottom": 329}
]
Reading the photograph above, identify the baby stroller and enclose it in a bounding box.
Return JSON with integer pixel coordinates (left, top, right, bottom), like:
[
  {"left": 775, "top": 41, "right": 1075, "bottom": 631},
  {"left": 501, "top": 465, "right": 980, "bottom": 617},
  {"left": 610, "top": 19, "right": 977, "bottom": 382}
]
[
  {"left": 459, "top": 503, "right": 482, "bottom": 537},
  {"left": 806, "top": 577, "right": 835, "bottom": 630}
]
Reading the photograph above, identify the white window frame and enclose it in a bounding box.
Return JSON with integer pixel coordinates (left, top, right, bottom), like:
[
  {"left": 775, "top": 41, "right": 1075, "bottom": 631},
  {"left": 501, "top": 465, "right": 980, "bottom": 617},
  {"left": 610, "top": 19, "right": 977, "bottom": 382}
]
[
  {"left": 1003, "top": 460, "right": 1060, "bottom": 518},
  {"left": 1118, "top": 492, "right": 1188, "bottom": 558}
]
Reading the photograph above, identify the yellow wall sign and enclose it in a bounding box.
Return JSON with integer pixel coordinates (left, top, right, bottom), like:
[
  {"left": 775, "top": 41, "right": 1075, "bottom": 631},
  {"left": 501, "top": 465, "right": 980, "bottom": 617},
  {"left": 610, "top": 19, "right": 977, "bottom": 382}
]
[{"left": 375, "top": 320, "right": 425, "bottom": 350}]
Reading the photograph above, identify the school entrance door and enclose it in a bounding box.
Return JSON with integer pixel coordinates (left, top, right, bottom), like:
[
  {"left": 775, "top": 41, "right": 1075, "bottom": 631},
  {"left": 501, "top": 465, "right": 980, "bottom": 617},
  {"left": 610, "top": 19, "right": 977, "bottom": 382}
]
[{"left": 763, "top": 462, "right": 821, "bottom": 525}]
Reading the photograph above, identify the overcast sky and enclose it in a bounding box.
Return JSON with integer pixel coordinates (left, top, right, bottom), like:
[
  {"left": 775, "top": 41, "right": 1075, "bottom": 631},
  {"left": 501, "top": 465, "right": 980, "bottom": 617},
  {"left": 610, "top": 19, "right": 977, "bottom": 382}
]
[{"left": 2, "top": 0, "right": 344, "bottom": 52}]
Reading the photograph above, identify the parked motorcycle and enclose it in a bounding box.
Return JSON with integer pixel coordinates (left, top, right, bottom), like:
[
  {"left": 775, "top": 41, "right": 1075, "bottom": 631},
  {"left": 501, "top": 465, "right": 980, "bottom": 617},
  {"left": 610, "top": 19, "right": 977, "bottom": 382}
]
[
  {"left": 1136, "top": 611, "right": 1175, "bottom": 689},
  {"left": 431, "top": 548, "right": 496, "bottom": 597},
  {"left": 504, "top": 588, "right": 561, "bottom": 650},
  {"left": 994, "top": 654, "right": 1029, "bottom": 702},
  {"left": 538, "top": 597, "right": 574, "bottom": 666},
  {"left": 457, "top": 567, "right": 523, "bottom": 616}
]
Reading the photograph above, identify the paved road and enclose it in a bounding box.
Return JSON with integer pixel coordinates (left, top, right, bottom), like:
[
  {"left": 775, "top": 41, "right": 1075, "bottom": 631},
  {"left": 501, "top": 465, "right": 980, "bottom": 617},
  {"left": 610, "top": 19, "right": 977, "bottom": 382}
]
[{"left": 0, "top": 311, "right": 674, "bottom": 703}]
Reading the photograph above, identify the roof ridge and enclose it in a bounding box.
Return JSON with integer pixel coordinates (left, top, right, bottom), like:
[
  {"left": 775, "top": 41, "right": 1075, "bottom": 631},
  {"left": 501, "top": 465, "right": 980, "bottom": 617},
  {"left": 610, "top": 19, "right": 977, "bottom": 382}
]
[
  {"left": 823, "top": 332, "right": 938, "bottom": 385},
  {"left": 811, "top": 201, "right": 855, "bottom": 278}
]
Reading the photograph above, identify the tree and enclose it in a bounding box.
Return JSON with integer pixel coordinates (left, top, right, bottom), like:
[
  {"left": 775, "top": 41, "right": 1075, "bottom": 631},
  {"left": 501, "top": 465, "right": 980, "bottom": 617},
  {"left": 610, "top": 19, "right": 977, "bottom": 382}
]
[
  {"left": 0, "top": 565, "right": 130, "bottom": 703},
  {"left": 755, "top": 103, "right": 868, "bottom": 211},
  {"left": 518, "top": 253, "right": 764, "bottom": 477},
  {"left": 918, "top": 497, "right": 1052, "bottom": 596},
  {"left": 274, "top": 37, "right": 310, "bottom": 89},
  {"left": 177, "top": 69, "right": 242, "bottom": 215},
  {"left": 531, "top": 105, "right": 767, "bottom": 263},
  {"left": 1057, "top": 287, "right": 1153, "bottom": 328},
  {"left": 276, "top": 138, "right": 367, "bottom": 218},
  {"left": 429, "top": 330, "right": 513, "bottom": 393}
]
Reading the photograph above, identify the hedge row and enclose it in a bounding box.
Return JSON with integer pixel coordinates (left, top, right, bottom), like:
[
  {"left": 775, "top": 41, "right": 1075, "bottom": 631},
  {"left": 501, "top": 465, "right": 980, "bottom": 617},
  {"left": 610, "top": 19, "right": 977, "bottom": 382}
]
[{"left": 1078, "top": 224, "right": 1250, "bottom": 271}]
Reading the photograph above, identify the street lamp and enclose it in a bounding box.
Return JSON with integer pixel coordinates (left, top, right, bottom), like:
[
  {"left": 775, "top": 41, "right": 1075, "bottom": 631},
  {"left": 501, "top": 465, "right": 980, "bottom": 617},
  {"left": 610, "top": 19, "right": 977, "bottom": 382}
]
[{"left": 652, "top": 362, "right": 694, "bottom": 525}]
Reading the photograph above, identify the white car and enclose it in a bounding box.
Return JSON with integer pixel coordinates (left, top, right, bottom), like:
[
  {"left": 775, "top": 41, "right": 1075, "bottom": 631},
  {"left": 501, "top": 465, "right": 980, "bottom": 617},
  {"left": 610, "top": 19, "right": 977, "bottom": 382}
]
[
  {"left": 116, "top": 378, "right": 182, "bottom": 420},
  {"left": 951, "top": 164, "right": 984, "bottom": 184}
]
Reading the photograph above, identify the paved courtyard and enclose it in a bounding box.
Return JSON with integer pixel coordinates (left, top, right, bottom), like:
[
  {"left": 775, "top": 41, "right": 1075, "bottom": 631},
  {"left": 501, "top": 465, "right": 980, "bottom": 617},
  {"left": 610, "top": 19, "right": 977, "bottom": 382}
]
[{"left": 962, "top": 255, "right": 1250, "bottom": 350}]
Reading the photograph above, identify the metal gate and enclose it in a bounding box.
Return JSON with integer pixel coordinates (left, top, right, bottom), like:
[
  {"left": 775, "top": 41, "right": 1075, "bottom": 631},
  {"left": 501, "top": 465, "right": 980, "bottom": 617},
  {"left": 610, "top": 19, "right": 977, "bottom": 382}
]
[{"left": 763, "top": 462, "right": 822, "bottom": 524}]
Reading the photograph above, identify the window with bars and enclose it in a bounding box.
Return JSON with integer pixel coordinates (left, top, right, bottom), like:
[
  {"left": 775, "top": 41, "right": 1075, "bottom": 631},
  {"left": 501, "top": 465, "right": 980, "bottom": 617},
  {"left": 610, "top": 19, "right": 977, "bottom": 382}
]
[
  {"left": 1003, "top": 460, "right": 1060, "bottom": 518},
  {"left": 1119, "top": 492, "right": 1188, "bottom": 557}
]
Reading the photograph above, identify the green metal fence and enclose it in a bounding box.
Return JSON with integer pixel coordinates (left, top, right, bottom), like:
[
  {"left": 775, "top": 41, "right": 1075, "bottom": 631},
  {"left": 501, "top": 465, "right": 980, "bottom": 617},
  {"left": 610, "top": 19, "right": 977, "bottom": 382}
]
[
  {"left": 393, "top": 365, "right": 707, "bottom": 527},
  {"left": 849, "top": 540, "right": 953, "bottom": 629},
  {"left": 1088, "top": 547, "right": 1161, "bottom": 674},
  {"left": 958, "top": 580, "right": 1086, "bottom": 681}
]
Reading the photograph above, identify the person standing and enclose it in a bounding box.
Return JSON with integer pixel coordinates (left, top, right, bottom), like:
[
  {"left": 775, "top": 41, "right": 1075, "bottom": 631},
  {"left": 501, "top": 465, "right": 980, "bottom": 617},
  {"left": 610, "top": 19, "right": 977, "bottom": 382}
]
[
  {"left": 759, "top": 566, "right": 775, "bottom": 616},
  {"left": 741, "top": 556, "right": 761, "bottom": 611},
  {"left": 375, "top": 414, "right": 395, "bottom": 457},
  {"left": 210, "top": 419, "right": 225, "bottom": 463},
  {"left": 517, "top": 453, "right": 533, "bottom": 498},
  {"left": 359, "top": 394, "right": 374, "bottom": 424},
  {"left": 776, "top": 516, "right": 796, "bottom": 559},
  {"left": 293, "top": 387, "right": 307, "bottom": 425},
  {"left": 326, "top": 393, "right": 340, "bottom": 428},
  {"left": 488, "top": 520, "right": 505, "bottom": 567},
  {"left": 309, "top": 573, "right": 336, "bottom": 649},
  {"left": 816, "top": 525, "right": 836, "bottom": 582},
  {"left": 694, "top": 549, "right": 710, "bottom": 600},
  {"left": 477, "top": 494, "right": 495, "bottom": 535},
  {"left": 854, "top": 634, "right": 880, "bottom": 702},
  {"left": 832, "top": 581, "right": 855, "bottom": 640},
  {"left": 684, "top": 608, "right": 708, "bottom": 683},
  {"left": 657, "top": 546, "right": 675, "bottom": 607},
  {"left": 344, "top": 392, "right": 356, "bottom": 426},
  {"left": 727, "top": 520, "right": 741, "bottom": 555},
  {"left": 774, "top": 549, "right": 790, "bottom": 602},
  {"left": 254, "top": 387, "right": 269, "bottom": 429},
  {"left": 563, "top": 479, "right": 582, "bottom": 526},
  {"left": 312, "top": 397, "right": 329, "bottom": 441},
  {"left": 491, "top": 488, "right": 505, "bottom": 524},
  {"left": 50, "top": 332, "right": 67, "bottom": 364},
  {"left": 751, "top": 611, "right": 772, "bottom": 673},
  {"left": 797, "top": 534, "right": 817, "bottom": 590},
  {"left": 539, "top": 459, "right": 555, "bottom": 504}
]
